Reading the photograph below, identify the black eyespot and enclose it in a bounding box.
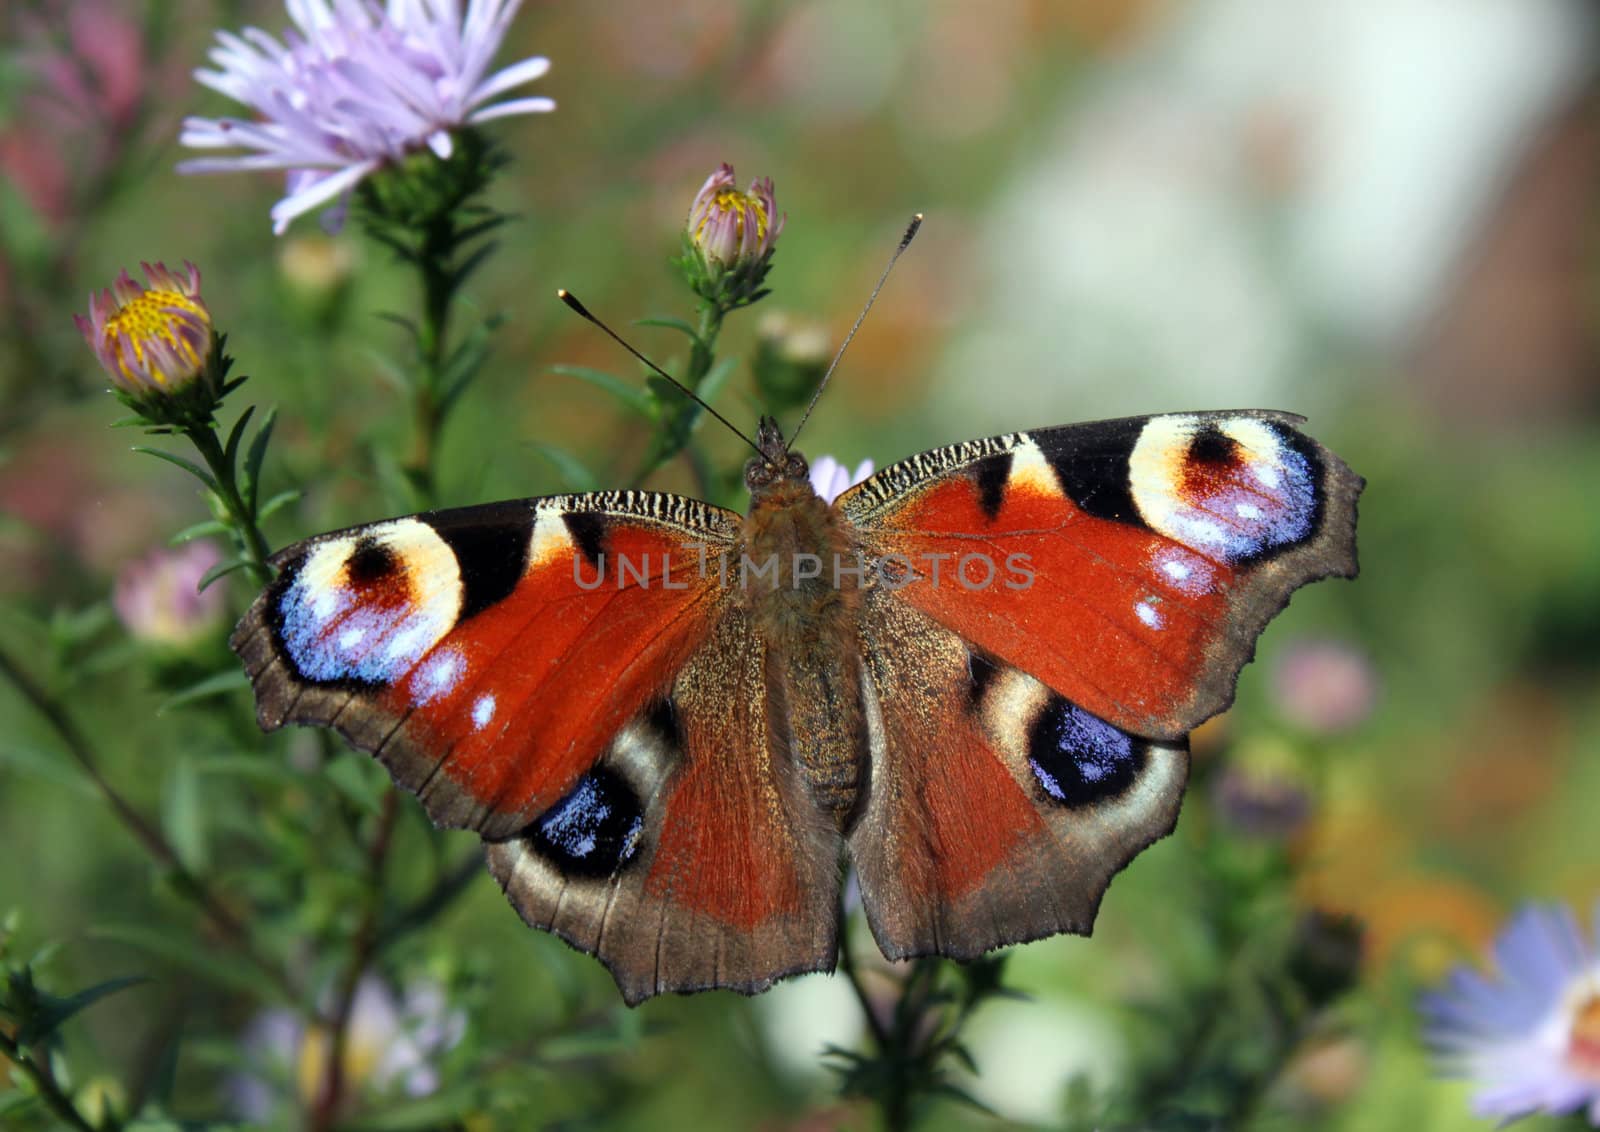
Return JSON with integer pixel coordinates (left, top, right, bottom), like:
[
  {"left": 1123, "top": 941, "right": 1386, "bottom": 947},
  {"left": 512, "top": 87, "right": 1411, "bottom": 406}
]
[
  {"left": 345, "top": 537, "right": 397, "bottom": 585},
  {"left": 1188, "top": 427, "right": 1240, "bottom": 466},
  {"left": 527, "top": 767, "right": 645, "bottom": 878},
  {"left": 1026, "top": 697, "right": 1145, "bottom": 807}
]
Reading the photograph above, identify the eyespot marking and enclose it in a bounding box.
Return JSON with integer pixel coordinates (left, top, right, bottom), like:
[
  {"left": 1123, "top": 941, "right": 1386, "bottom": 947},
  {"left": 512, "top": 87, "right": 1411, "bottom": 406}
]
[
  {"left": 273, "top": 517, "right": 463, "bottom": 686},
  {"left": 1026, "top": 698, "right": 1145, "bottom": 807},
  {"left": 1129, "top": 416, "right": 1318, "bottom": 563},
  {"left": 527, "top": 767, "right": 645, "bottom": 878}
]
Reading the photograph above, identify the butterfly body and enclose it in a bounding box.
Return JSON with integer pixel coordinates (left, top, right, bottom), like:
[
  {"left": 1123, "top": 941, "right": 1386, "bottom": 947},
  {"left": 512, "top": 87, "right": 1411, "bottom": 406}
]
[{"left": 233, "top": 410, "right": 1361, "bottom": 1003}]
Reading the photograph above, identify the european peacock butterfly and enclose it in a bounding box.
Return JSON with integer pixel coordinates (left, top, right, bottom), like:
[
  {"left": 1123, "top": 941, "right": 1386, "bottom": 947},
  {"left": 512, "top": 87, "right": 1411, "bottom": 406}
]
[{"left": 232, "top": 382, "right": 1361, "bottom": 1003}]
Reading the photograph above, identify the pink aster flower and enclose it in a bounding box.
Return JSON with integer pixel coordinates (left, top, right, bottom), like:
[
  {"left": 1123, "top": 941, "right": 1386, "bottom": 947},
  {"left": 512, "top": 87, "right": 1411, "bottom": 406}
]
[
  {"left": 178, "top": 0, "right": 555, "bottom": 234},
  {"left": 687, "top": 162, "right": 784, "bottom": 270},
  {"left": 809, "top": 455, "right": 873, "bottom": 504},
  {"left": 75, "top": 261, "right": 212, "bottom": 401},
  {"left": 114, "top": 542, "right": 228, "bottom": 647},
  {"left": 1421, "top": 900, "right": 1600, "bottom": 1125}
]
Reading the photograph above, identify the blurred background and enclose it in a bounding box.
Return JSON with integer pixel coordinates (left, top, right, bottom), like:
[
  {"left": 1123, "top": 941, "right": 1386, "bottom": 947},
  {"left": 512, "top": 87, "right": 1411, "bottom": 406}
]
[{"left": 2, "top": 0, "right": 1599, "bottom": 1128}]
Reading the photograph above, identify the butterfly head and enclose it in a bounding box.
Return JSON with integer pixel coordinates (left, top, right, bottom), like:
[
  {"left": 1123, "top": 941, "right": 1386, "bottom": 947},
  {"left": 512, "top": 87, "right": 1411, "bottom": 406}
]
[{"left": 745, "top": 415, "right": 810, "bottom": 499}]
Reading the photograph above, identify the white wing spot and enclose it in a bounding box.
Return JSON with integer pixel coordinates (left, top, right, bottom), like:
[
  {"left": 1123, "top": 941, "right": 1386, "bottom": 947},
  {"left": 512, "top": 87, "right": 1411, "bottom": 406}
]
[
  {"left": 472, "top": 694, "right": 496, "bottom": 730},
  {"left": 1135, "top": 599, "right": 1165, "bottom": 630},
  {"left": 1235, "top": 502, "right": 1263, "bottom": 520}
]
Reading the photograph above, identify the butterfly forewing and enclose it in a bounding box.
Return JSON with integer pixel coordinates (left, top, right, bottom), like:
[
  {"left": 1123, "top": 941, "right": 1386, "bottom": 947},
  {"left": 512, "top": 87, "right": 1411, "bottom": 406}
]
[
  {"left": 232, "top": 492, "right": 739, "bottom": 837},
  {"left": 840, "top": 411, "right": 1363, "bottom": 739}
]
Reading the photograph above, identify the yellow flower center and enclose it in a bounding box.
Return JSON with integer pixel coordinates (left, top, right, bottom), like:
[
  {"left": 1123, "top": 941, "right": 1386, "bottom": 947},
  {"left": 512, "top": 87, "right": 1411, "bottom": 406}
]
[
  {"left": 103, "top": 289, "right": 210, "bottom": 387},
  {"left": 1570, "top": 992, "right": 1600, "bottom": 1079},
  {"left": 295, "top": 1023, "right": 385, "bottom": 1105},
  {"left": 699, "top": 188, "right": 769, "bottom": 244}
]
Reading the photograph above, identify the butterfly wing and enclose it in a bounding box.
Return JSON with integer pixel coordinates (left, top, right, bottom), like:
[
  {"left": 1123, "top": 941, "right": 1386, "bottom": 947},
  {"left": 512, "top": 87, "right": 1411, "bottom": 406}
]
[
  {"left": 839, "top": 411, "right": 1363, "bottom": 739},
  {"left": 849, "top": 589, "right": 1187, "bottom": 959},
  {"left": 232, "top": 492, "right": 745, "bottom": 840},
  {"left": 487, "top": 604, "right": 841, "bottom": 1004},
  {"left": 840, "top": 411, "right": 1359, "bottom": 957},
  {"left": 232, "top": 490, "right": 841, "bottom": 1001}
]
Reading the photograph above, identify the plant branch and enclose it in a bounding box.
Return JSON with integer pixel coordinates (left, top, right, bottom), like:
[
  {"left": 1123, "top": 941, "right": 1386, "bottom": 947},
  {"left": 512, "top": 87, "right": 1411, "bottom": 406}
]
[
  {"left": 308, "top": 788, "right": 400, "bottom": 1131},
  {"left": 375, "top": 852, "right": 482, "bottom": 956},
  {"left": 0, "top": 1030, "right": 100, "bottom": 1132},
  {"left": 185, "top": 421, "right": 274, "bottom": 586},
  {"left": 0, "top": 644, "right": 295, "bottom": 1002}
]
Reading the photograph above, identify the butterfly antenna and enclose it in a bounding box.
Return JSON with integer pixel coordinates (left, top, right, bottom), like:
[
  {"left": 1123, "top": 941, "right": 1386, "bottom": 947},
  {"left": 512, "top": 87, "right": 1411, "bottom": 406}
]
[
  {"left": 557, "top": 289, "right": 764, "bottom": 458},
  {"left": 787, "top": 212, "right": 923, "bottom": 451}
]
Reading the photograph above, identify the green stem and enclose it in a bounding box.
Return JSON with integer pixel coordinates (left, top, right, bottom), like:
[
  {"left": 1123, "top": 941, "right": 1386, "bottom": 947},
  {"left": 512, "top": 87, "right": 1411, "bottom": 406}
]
[
  {"left": 308, "top": 789, "right": 399, "bottom": 1132},
  {"left": 405, "top": 214, "right": 459, "bottom": 507},
  {"left": 627, "top": 303, "right": 727, "bottom": 488},
  {"left": 0, "top": 645, "right": 297, "bottom": 1003},
  {"left": 185, "top": 423, "right": 273, "bottom": 586},
  {"left": 0, "top": 1030, "right": 100, "bottom": 1132}
]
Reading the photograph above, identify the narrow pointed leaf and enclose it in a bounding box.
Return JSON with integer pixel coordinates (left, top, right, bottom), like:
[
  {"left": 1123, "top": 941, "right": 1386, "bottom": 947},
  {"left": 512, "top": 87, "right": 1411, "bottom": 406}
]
[
  {"left": 16, "top": 975, "right": 150, "bottom": 1045},
  {"left": 550, "top": 365, "right": 652, "bottom": 417},
  {"left": 132, "top": 447, "right": 218, "bottom": 493}
]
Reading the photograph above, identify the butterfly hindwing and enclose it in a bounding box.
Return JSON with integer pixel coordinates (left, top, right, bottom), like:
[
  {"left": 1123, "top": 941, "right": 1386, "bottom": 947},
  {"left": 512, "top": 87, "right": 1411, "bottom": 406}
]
[
  {"left": 840, "top": 411, "right": 1363, "bottom": 739},
  {"left": 231, "top": 492, "right": 738, "bottom": 839},
  {"left": 486, "top": 605, "right": 842, "bottom": 1004},
  {"left": 850, "top": 588, "right": 1188, "bottom": 959}
]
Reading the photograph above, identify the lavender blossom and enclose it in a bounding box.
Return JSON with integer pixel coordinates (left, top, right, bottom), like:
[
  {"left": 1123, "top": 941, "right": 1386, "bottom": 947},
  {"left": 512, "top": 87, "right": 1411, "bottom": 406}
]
[
  {"left": 179, "top": 0, "right": 555, "bottom": 234},
  {"left": 809, "top": 455, "right": 874, "bottom": 504},
  {"left": 1421, "top": 900, "right": 1600, "bottom": 1125}
]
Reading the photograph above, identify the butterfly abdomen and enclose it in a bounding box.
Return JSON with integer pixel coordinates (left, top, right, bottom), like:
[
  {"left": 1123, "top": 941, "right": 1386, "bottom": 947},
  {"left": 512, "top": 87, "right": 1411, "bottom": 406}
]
[{"left": 742, "top": 477, "right": 869, "bottom": 825}]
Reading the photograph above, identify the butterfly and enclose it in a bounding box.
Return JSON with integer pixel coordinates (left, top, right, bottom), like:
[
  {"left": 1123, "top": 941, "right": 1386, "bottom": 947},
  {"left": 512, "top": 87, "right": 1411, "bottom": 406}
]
[{"left": 232, "top": 409, "right": 1361, "bottom": 1005}]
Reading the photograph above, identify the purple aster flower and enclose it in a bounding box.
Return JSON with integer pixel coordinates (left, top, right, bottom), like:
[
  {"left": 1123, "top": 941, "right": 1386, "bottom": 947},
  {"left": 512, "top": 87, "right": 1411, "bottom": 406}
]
[
  {"left": 1271, "top": 638, "right": 1378, "bottom": 735},
  {"left": 229, "top": 974, "right": 466, "bottom": 1123},
  {"left": 114, "top": 541, "right": 228, "bottom": 647},
  {"left": 809, "top": 455, "right": 873, "bottom": 504},
  {"left": 178, "top": 0, "right": 555, "bottom": 234},
  {"left": 1421, "top": 900, "right": 1600, "bottom": 1125}
]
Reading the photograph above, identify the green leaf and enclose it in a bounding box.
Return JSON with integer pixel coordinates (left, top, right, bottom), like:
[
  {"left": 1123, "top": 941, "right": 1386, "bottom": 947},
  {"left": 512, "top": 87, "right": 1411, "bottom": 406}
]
[
  {"left": 452, "top": 213, "right": 508, "bottom": 248},
  {"left": 448, "top": 238, "right": 500, "bottom": 291},
  {"left": 257, "top": 488, "right": 302, "bottom": 523},
  {"left": 242, "top": 406, "right": 278, "bottom": 515},
  {"left": 89, "top": 925, "right": 283, "bottom": 1001},
  {"left": 160, "top": 669, "right": 251, "bottom": 716},
  {"left": 132, "top": 447, "right": 218, "bottom": 493},
  {"left": 188, "top": 752, "right": 304, "bottom": 788},
  {"left": 0, "top": 743, "right": 96, "bottom": 799},
  {"left": 698, "top": 356, "right": 737, "bottom": 404},
  {"left": 363, "top": 347, "right": 414, "bottom": 396},
  {"left": 162, "top": 759, "right": 206, "bottom": 871},
  {"left": 343, "top": 1085, "right": 481, "bottom": 1131},
  {"left": 15, "top": 974, "right": 150, "bottom": 1046},
  {"left": 222, "top": 405, "right": 256, "bottom": 472},
  {"left": 0, "top": 1092, "right": 39, "bottom": 1120},
  {"left": 550, "top": 365, "right": 652, "bottom": 417},
  {"left": 528, "top": 443, "right": 599, "bottom": 492},
  {"left": 634, "top": 316, "right": 702, "bottom": 344},
  {"left": 323, "top": 755, "right": 386, "bottom": 816},
  {"left": 197, "top": 558, "right": 251, "bottom": 592},
  {"left": 374, "top": 311, "right": 420, "bottom": 344},
  {"left": 168, "top": 519, "right": 228, "bottom": 545}
]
